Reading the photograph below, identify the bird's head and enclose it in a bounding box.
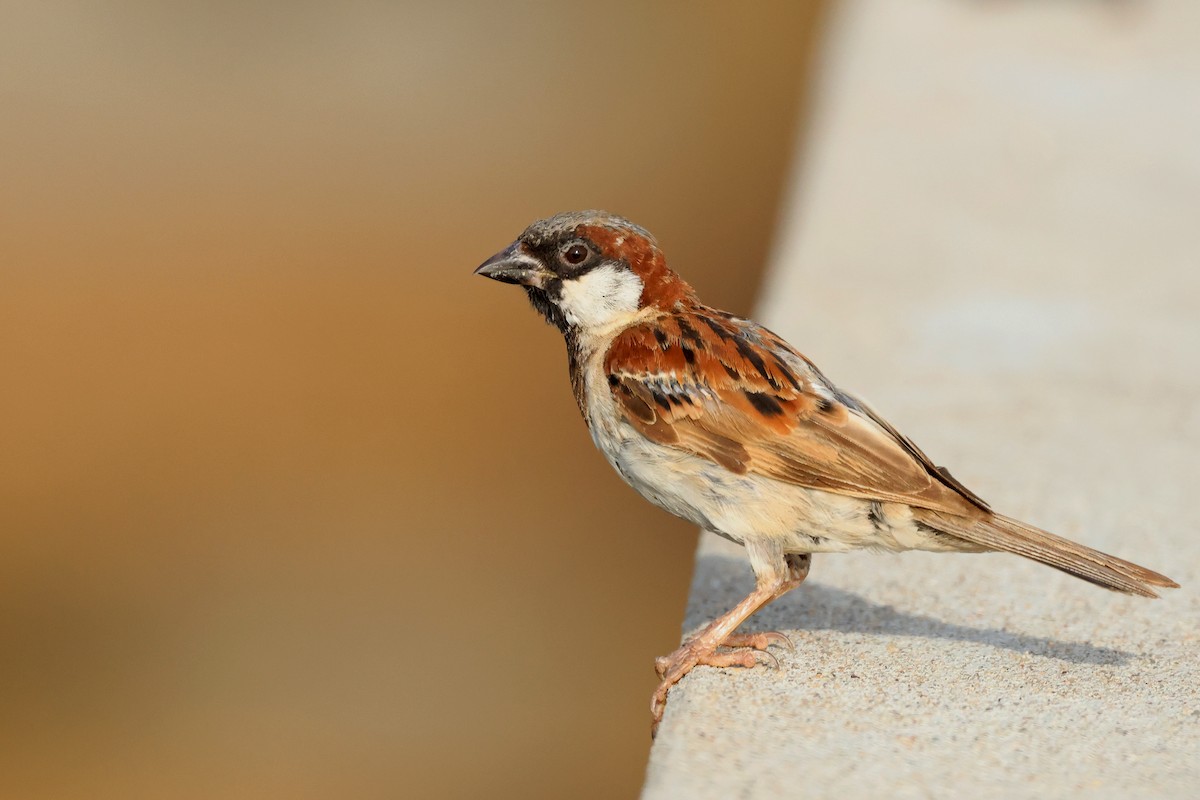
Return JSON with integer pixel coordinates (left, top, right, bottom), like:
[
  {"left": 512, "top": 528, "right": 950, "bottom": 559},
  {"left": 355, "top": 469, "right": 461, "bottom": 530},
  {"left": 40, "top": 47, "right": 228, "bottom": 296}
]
[{"left": 474, "top": 211, "right": 696, "bottom": 335}]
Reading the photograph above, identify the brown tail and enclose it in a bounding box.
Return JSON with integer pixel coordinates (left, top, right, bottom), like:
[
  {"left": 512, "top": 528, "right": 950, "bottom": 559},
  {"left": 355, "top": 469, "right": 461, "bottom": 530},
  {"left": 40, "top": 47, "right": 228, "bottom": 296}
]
[{"left": 915, "top": 509, "right": 1179, "bottom": 598}]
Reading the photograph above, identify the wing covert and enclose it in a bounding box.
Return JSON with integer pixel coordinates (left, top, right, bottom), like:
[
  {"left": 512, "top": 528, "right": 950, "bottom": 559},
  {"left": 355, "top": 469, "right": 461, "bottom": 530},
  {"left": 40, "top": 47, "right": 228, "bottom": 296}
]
[{"left": 604, "top": 311, "right": 987, "bottom": 516}]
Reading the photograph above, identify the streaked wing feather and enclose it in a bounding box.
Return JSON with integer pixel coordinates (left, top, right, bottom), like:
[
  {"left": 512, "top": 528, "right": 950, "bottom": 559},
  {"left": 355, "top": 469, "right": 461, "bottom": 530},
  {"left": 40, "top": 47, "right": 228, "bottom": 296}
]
[{"left": 604, "top": 312, "right": 985, "bottom": 516}]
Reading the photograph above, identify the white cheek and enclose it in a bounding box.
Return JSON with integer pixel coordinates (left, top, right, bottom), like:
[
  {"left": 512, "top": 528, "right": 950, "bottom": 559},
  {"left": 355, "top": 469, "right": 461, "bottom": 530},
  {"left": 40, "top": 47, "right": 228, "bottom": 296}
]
[{"left": 557, "top": 265, "right": 644, "bottom": 329}]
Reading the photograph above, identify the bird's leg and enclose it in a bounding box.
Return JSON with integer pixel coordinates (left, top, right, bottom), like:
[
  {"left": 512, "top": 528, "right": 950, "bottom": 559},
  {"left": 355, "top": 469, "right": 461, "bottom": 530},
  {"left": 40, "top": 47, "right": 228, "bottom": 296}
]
[
  {"left": 687, "top": 554, "right": 811, "bottom": 651},
  {"left": 719, "top": 555, "right": 810, "bottom": 651},
  {"left": 651, "top": 548, "right": 810, "bottom": 734},
  {"left": 775, "top": 552, "right": 812, "bottom": 598}
]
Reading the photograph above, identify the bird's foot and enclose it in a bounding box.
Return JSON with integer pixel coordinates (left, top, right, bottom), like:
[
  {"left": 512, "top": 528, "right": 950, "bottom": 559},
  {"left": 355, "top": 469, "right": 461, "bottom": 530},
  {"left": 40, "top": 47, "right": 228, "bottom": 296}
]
[
  {"left": 650, "top": 630, "right": 792, "bottom": 736},
  {"left": 719, "top": 630, "right": 795, "bottom": 654}
]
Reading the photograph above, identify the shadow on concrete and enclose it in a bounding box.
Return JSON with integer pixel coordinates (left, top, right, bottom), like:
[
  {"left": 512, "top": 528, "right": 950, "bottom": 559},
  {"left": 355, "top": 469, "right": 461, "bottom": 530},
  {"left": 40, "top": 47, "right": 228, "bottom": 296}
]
[{"left": 690, "top": 555, "right": 1138, "bottom": 667}]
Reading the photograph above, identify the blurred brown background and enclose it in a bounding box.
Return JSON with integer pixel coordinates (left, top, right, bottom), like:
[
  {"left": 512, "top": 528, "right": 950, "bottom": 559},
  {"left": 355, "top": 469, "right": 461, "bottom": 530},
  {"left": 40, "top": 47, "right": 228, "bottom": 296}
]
[{"left": 0, "top": 2, "right": 826, "bottom": 797}]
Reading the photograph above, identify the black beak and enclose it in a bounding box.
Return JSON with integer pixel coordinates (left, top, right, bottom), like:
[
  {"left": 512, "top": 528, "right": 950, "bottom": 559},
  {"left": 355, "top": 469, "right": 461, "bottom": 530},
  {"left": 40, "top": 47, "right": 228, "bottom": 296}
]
[{"left": 474, "top": 243, "right": 550, "bottom": 288}]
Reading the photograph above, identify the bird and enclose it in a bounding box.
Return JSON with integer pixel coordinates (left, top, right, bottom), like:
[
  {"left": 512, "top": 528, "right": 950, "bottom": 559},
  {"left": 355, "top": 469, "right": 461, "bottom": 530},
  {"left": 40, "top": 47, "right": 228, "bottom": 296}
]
[{"left": 474, "top": 210, "right": 1178, "bottom": 733}]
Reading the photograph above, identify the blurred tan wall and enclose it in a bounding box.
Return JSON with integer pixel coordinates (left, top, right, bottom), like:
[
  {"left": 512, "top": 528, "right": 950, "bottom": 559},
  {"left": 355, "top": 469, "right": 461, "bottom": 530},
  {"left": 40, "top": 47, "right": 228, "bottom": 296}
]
[{"left": 0, "top": 2, "right": 826, "bottom": 798}]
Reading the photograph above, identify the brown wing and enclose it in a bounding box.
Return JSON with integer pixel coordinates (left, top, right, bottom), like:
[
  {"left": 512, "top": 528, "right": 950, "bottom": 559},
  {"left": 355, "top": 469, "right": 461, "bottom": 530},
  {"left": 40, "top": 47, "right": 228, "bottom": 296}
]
[{"left": 603, "top": 310, "right": 989, "bottom": 517}]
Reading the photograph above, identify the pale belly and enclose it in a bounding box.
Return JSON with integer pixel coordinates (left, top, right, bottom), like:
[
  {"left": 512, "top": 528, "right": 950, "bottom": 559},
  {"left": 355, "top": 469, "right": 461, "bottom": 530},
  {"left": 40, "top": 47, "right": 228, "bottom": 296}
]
[{"left": 590, "top": 413, "right": 967, "bottom": 555}]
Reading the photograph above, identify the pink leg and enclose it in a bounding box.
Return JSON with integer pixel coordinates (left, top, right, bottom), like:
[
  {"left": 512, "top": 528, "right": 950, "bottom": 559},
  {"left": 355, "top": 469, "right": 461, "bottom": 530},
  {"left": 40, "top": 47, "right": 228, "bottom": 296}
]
[{"left": 650, "top": 552, "right": 810, "bottom": 735}]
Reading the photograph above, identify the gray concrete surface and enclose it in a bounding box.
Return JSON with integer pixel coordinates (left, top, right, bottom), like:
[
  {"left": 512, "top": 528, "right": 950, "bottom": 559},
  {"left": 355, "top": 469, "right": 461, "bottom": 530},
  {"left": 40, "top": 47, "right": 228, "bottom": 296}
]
[{"left": 643, "top": 1, "right": 1200, "bottom": 797}]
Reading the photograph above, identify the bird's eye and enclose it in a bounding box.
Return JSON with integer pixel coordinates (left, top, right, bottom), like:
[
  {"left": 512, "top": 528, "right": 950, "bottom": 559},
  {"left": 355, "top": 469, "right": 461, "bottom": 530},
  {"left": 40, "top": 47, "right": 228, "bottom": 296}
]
[{"left": 561, "top": 243, "right": 589, "bottom": 266}]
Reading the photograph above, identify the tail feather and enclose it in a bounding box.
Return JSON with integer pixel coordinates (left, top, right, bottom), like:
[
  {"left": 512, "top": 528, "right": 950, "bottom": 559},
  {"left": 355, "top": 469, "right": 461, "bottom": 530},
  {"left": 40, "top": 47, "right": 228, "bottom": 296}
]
[{"left": 916, "top": 509, "right": 1179, "bottom": 598}]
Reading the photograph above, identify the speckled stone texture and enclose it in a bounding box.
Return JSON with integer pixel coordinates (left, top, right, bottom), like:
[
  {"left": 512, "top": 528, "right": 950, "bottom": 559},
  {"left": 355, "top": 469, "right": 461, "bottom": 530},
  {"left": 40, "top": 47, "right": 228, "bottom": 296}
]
[{"left": 643, "top": 1, "right": 1199, "bottom": 797}]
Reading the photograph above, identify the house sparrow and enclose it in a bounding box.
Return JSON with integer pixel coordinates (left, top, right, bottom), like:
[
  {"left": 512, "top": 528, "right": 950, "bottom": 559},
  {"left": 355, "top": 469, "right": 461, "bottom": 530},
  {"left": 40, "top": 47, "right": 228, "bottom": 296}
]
[{"left": 474, "top": 210, "right": 1178, "bottom": 733}]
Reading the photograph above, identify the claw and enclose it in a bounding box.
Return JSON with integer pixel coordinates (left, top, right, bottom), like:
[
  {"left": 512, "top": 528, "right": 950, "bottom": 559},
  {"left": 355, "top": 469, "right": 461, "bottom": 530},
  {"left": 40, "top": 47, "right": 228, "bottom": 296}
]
[
  {"left": 766, "top": 631, "right": 796, "bottom": 653},
  {"left": 753, "top": 648, "right": 780, "bottom": 670}
]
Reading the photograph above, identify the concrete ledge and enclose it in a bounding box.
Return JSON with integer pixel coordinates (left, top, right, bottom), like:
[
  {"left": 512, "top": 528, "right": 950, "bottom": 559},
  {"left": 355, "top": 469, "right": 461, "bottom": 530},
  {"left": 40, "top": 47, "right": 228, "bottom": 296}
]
[
  {"left": 645, "top": 1, "right": 1199, "bottom": 796},
  {"left": 646, "top": 534, "right": 1196, "bottom": 797}
]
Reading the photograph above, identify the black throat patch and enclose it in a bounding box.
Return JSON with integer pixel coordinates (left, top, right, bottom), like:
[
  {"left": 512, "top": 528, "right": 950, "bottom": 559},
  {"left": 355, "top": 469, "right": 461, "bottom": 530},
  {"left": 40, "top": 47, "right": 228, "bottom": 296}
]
[{"left": 523, "top": 281, "right": 567, "bottom": 333}]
